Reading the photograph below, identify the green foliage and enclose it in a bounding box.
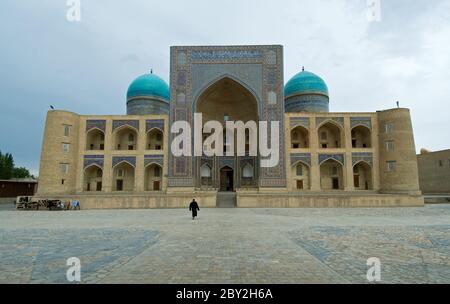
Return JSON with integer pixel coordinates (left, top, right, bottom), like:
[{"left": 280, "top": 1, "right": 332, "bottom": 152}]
[
  {"left": 0, "top": 151, "right": 33, "bottom": 179},
  {"left": 12, "top": 167, "right": 31, "bottom": 179}
]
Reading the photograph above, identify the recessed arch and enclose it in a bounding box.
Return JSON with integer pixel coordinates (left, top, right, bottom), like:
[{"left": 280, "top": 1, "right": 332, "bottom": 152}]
[
  {"left": 200, "top": 163, "right": 212, "bottom": 186},
  {"left": 145, "top": 163, "right": 162, "bottom": 191},
  {"left": 351, "top": 125, "right": 372, "bottom": 148},
  {"left": 318, "top": 121, "right": 343, "bottom": 149},
  {"left": 291, "top": 160, "right": 310, "bottom": 190},
  {"left": 193, "top": 74, "right": 261, "bottom": 117},
  {"left": 352, "top": 161, "right": 373, "bottom": 190},
  {"left": 83, "top": 165, "right": 103, "bottom": 192},
  {"left": 320, "top": 159, "right": 344, "bottom": 190},
  {"left": 112, "top": 161, "right": 135, "bottom": 191},
  {"left": 146, "top": 127, "right": 164, "bottom": 150},
  {"left": 219, "top": 165, "right": 234, "bottom": 192},
  {"left": 113, "top": 125, "right": 138, "bottom": 151},
  {"left": 291, "top": 125, "right": 309, "bottom": 149},
  {"left": 86, "top": 128, "right": 105, "bottom": 151}
]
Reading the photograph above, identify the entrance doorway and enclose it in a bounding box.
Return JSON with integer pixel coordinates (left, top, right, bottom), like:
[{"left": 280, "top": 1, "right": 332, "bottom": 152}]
[
  {"left": 116, "top": 180, "right": 123, "bottom": 191},
  {"left": 332, "top": 178, "right": 339, "bottom": 190},
  {"left": 220, "top": 166, "right": 234, "bottom": 192}
]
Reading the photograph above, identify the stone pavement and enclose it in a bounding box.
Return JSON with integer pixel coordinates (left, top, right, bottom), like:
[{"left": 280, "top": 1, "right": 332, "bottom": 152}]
[{"left": 1, "top": 205, "right": 450, "bottom": 284}]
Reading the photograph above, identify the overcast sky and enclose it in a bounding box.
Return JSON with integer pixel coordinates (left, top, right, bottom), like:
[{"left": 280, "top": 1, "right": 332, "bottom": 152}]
[{"left": 1, "top": 0, "right": 449, "bottom": 175}]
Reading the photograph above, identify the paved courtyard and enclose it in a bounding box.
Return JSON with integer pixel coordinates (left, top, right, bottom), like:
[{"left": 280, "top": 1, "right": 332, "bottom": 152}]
[{"left": 1, "top": 203, "right": 450, "bottom": 284}]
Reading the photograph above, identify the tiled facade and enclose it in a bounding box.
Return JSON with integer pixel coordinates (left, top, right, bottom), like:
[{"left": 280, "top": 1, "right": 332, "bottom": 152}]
[{"left": 35, "top": 45, "right": 424, "bottom": 208}]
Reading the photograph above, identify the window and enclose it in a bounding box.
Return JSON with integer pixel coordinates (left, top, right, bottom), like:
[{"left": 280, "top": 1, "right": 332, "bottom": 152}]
[
  {"left": 438, "top": 160, "right": 443, "bottom": 167},
  {"left": 296, "top": 164, "right": 303, "bottom": 176},
  {"left": 385, "top": 140, "right": 395, "bottom": 152},
  {"left": 353, "top": 166, "right": 359, "bottom": 174},
  {"left": 201, "top": 164, "right": 211, "bottom": 178},
  {"left": 243, "top": 164, "right": 253, "bottom": 178},
  {"left": 62, "top": 143, "right": 70, "bottom": 153},
  {"left": 321, "top": 132, "right": 327, "bottom": 140},
  {"left": 385, "top": 123, "right": 394, "bottom": 134},
  {"left": 156, "top": 133, "right": 163, "bottom": 141},
  {"left": 64, "top": 125, "right": 71, "bottom": 137},
  {"left": 117, "top": 169, "right": 124, "bottom": 178},
  {"left": 331, "top": 167, "right": 338, "bottom": 175},
  {"left": 387, "top": 161, "right": 396, "bottom": 172},
  {"left": 61, "top": 179, "right": 65, "bottom": 185},
  {"left": 292, "top": 132, "right": 298, "bottom": 141},
  {"left": 96, "top": 169, "right": 102, "bottom": 178},
  {"left": 60, "top": 163, "right": 69, "bottom": 174},
  {"left": 154, "top": 166, "right": 161, "bottom": 177},
  {"left": 128, "top": 133, "right": 134, "bottom": 142}
]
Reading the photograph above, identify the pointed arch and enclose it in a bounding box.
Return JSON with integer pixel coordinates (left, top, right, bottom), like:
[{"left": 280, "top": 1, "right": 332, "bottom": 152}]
[
  {"left": 320, "top": 159, "right": 344, "bottom": 190},
  {"left": 352, "top": 161, "right": 373, "bottom": 190},
  {"left": 291, "top": 160, "right": 310, "bottom": 190},
  {"left": 193, "top": 74, "right": 261, "bottom": 117},
  {"left": 145, "top": 163, "right": 163, "bottom": 191},
  {"left": 291, "top": 125, "right": 310, "bottom": 149},
  {"left": 86, "top": 128, "right": 105, "bottom": 151},
  {"left": 318, "top": 120, "right": 343, "bottom": 149},
  {"left": 83, "top": 164, "right": 103, "bottom": 192},
  {"left": 112, "top": 161, "right": 135, "bottom": 191},
  {"left": 146, "top": 127, "right": 164, "bottom": 150},
  {"left": 351, "top": 125, "right": 372, "bottom": 148},
  {"left": 113, "top": 125, "right": 138, "bottom": 151}
]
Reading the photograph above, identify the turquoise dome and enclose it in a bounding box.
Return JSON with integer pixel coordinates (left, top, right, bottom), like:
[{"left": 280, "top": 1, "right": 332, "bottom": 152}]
[
  {"left": 127, "top": 73, "right": 170, "bottom": 101},
  {"left": 284, "top": 70, "right": 329, "bottom": 98}
]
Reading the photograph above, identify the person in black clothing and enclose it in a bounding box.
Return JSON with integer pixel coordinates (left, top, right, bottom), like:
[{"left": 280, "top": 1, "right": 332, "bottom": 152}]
[{"left": 189, "top": 199, "right": 200, "bottom": 220}]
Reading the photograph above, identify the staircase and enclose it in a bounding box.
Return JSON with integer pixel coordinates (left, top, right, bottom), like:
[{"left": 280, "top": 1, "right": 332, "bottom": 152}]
[{"left": 216, "top": 192, "right": 236, "bottom": 208}]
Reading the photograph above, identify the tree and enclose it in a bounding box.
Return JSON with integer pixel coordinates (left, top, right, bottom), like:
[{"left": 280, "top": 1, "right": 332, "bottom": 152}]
[
  {"left": 0, "top": 151, "right": 33, "bottom": 179},
  {"left": 0, "top": 151, "right": 14, "bottom": 179},
  {"left": 12, "top": 167, "right": 31, "bottom": 179}
]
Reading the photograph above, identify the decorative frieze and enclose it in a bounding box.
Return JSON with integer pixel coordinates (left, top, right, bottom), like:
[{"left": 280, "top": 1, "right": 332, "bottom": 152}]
[
  {"left": 290, "top": 117, "right": 310, "bottom": 130},
  {"left": 319, "top": 154, "right": 345, "bottom": 165},
  {"left": 316, "top": 117, "right": 344, "bottom": 128},
  {"left": 112, "top": 156, "right": 136, "bottom": 168},
  {"left": 219, "top": 157, "right": 235, "bottom": 170},
  {"left": 112, "top": 120, "right": 139, "bottom": 131},
  {"left": 83, "top": 155, "right": 104, "bottom": 169},
  {"left": 351, "top": 117, "right": 372, "bottom": 130},
  {"left": 191, "top": 50, "right": 262, "bottom": 61},
  {"left": 352, "top": 152, "right": 373, "bottom": 167},
  {"left": 144, "top": 155, "right": 164, "bottom": 167},
  {"left": 86, "top": 120, "right": 106, "bottom": 132},
  {"left": 146, "top": 119, "right": 165, "bottom": 132},
  {"left": 290, "top": 153, "right": 311, "bottom": 166}
]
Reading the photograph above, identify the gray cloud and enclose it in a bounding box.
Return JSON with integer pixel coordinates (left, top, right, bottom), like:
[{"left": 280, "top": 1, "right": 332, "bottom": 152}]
[{"left": 0, "top": 0, "right": 449, "bottom": 175}]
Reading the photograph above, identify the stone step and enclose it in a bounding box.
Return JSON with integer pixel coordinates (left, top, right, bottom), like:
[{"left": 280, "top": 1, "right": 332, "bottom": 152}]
[{"left": 216, "top": 192, "right": 236, "bottom": 208}]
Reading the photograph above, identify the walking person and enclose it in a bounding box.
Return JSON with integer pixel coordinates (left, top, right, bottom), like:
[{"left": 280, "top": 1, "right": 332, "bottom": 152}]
[{"left": 189, "top": 199, "right": 200, "bottom": 220}]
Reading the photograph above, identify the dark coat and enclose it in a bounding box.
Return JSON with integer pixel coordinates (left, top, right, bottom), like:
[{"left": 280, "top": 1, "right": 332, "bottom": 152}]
[{"left": 189, "top": 201, "right": 200, "bottom": 217}]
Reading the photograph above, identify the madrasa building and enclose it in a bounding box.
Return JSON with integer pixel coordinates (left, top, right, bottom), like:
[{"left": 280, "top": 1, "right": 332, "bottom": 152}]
[{"left": 35, "top": 45, "right": 424, "bottom": 208}]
